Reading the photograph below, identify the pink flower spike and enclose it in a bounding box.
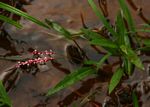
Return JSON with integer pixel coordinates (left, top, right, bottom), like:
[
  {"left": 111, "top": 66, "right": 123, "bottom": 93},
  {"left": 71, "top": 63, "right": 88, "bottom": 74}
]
[{"left": 15, "top": 49, "right": 55, "bottom": 68}]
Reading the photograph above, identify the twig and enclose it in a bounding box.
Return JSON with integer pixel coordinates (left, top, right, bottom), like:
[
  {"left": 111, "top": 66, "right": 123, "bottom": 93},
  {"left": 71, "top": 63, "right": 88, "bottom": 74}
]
[
  {"left": 73, "top": 40, "right": 89, "bottom": 60},
  {"left": 127, "top": 0, "right": 150, "bottom": 24}
]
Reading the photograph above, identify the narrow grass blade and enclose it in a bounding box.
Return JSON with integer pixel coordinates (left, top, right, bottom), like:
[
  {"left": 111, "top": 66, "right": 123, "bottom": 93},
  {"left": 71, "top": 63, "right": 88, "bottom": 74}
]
[
  {"left": 118, "top": 0, "right": 135, "bottom": 33},
  {"left": 140, "top": 24, "right": 150, "bottom": 28},
  {"left": 96, "top": 53, "right": 111, "bottom": 70},
  {"left": 45, "top": 19, "right": 72, "bottom": 39},
  {"left": 90, "top": 38, "right": 119, "bottom": 55},
  {"left": 123, "top": 58, "right": 134, "bottom": 75},
  {"left": 84, "top": 53, "right": 111, "bottom": 71},
  {"left": 0, "top": 15, "right": 22, "bottom": 29},
  {"left": 84, "top": 60, "right": 97, "bottom": 65},
  {"left": 115, "top": 11, "right": 130, "bottom": 46},
  {"left": 137, "top": 46, "right": 150, "bottom": 52},
  {"left": 90, "top": 39, "right": 117, "bottom": 49},
  {"left": 0, "top": 2, "right": 49, "bottom": 29},
  {"left": 136, "top": 29, "right": 150, "bottom": 33},
  {"left": 143, "top": 39, "right": 150, "bottom": 46},
  {"left": 81, "top": 28, "right": 103, "bottom": 40},
  {"left": 0, "top": 81, "right": 12, "bottom": 107},
  {"left": 120, "top": 45, "right": 144, "bottom": 70},
  {"left": 132, "top": 91, "right": 139, "bottom": 107},
  {"left": 46, "top": 67, "right": 96, "bottom": 96},
  {"left": 109, "top": 68, "right": 124, "bottom": 94},
  {"left": 82, "top": 28, "right": 114, "bottom": 47},
  {"left": 88, "top": 0, "right": 118, "bottom": 37},
  {"left": 82, "top": 28, "right": 118, "bottom": 55}
]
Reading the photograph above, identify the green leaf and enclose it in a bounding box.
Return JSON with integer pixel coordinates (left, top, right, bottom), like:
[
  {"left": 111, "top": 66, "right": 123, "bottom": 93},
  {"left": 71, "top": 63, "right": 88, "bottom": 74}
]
[
  {"left": 136, "top": 29, "right": 150, "bottom": 33},
  {"left": 84, "top": 60, "right": 97, "bottom": 65},
  {"left": 81, "top": 28, "right": 103, "bottom": 40},
  {"left": 88, "top": 0, "right": 118, "bottom": 37},
  {"left": 45, "top": 19, "right": 72, "bottom": 39},
  {"left": 109, "top": 68, "right": 124, "bottom": 94},
  {"left": 81, "top": 28, "right": 119, "bottom": 54},
  {"left": 46, "top": 67, "right": 96, "bottom": 96},
  {"left": 0, "top": 15, "right": 22, "bottom": 29},
  {"left": 0, "top": 2, "right": 49, "bottom": 29},
  {"left": 143, "top": 39, "right": 150, "bottom": 46},
  {"left": 84, "top": 53, "right": 111, "bottom": 71},
  {"left": 0, "top": 81, "right": 12, "bottom": 107},
  {"left": 140, "top": 24, "right": 150, "bottom": 28},
  {"left": 132, "top": 91, "right": 139, "bottom": 107},
  {"left": 136, "top": 46, "right": 150, "bottom": 53},
  {"left": 120, "top": 45, "right": 144, "bottom": 70},
  {"left": 96, "top": 53, "right": 111, "bottom": 70},
  {"left": 90, "top": 39, "right": 117, "bottom": 49},
  {"left": 0, "top": 104, "right": 4, "bottom": 107},
  {"left": 90, "top": 38, "right": 119, "bottom": 55},
  {"left": 118, "top": 0, "right": 141, "bottom": 46},
  {"left": 115, "top": 11, "right": 130, "bottom": 46},
  {"left": 123, "top": 58, "right": 134, "bottom": 75},
  {"left": 118, "top": 0, "right": 135, "bottom": 34}
]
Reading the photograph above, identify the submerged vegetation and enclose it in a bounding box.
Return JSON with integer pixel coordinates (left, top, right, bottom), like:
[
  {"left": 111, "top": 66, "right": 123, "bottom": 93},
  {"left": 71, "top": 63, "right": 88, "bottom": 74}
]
[{"left": 0, "top": 0, "right": 150, "bottom": 107}]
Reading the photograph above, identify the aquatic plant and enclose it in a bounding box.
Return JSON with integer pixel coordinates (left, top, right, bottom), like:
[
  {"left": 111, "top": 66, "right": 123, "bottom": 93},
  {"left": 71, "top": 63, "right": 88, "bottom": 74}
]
[
  {"left": 15, "top": 50, "right": 54, "bottom": 68},
  {"left": 46, "top": 0, "right": 146, "bottom": 95},
  {"left": 0, "top": 0, "right": 150, "bottom": 106}
]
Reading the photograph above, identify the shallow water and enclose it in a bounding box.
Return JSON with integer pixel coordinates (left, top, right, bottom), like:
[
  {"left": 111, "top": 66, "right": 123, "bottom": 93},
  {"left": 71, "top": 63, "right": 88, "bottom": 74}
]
[{"left": 0, "top": 0, "right": 150, "bottom": 107}]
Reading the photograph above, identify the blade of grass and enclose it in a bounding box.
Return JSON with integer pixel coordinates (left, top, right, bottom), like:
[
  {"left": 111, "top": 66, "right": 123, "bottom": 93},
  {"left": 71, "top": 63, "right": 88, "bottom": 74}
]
[
  {"left": 109, "top": 67, "right": 124, "bottom": 94},
  {"left": 90, "top": 38, "right": 119, "bottom": 55},
  {"left": 140, "top": 24, "right": 150, "bottom": 28},
  {"left": 0, "top": 15, "right": 22, "bottom": 29},
  {"left": 118, "top": 0, "right": 135, "bottom": 33},
  {"left": 132, "top": 91, "right": 139, "bottom": 107},
  {"left": 46, "top": 67, "right": 96, "bottom": 96},
  {"left": 115, "top": 11, "right": 130, "bottom": 46},
  {"left": 0, "top": 81, "right": 12, "bottom": 107},
  {"left": 143, "top": 39, "right": 150, "bottom": 46},
  {"left": 137, "top": 46, "right": 150, "bottom": 52},
  {"left": 136, "top": 29, "right": 150, "bottom": 33},
  {"left": 118, "top": 0, "right": 141, "bottom": 46},
  {"left": 96, "top": 53, "right": 111, "bottom": 70},
  {"left": 45, "top": 19, "right": 72, "bottom": 39},
  {"left": 81, "top": 28, "right": 103, "bottom": 40},
  {"left": 88, "top": 0, "right": 118, "bottom": 37},
  {"left": 90, "top": 39, "right": 117, "bottom": 49},
  {"left": 123, "top": 58, "right": 134, "bottom": 75},
  {"left": 0, "top": 2, "right": 49, "bottom": 29},
  {"left": 82, "top": 28, "right": 119, "bottom": 55},
  {"left": 84, "top": 60, "right": 97, "bottom": 65},
  {"left": 83, "top": 53, "right": 111, "bottom": 71},
  {"left": 120, "top": 45, "right": 144, "bottom": 70}
]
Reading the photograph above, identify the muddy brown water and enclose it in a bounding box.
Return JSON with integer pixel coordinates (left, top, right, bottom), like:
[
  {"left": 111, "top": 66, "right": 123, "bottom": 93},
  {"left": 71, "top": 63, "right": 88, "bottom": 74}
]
[{"left": 0, "top": 0, "right": 150, "bottom": 107}]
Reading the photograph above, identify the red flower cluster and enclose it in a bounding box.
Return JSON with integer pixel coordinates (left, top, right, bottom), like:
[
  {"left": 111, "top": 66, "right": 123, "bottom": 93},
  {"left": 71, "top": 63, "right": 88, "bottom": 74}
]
[{"left": 15, "top": 50, "right": 54, "bottom": 68}]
